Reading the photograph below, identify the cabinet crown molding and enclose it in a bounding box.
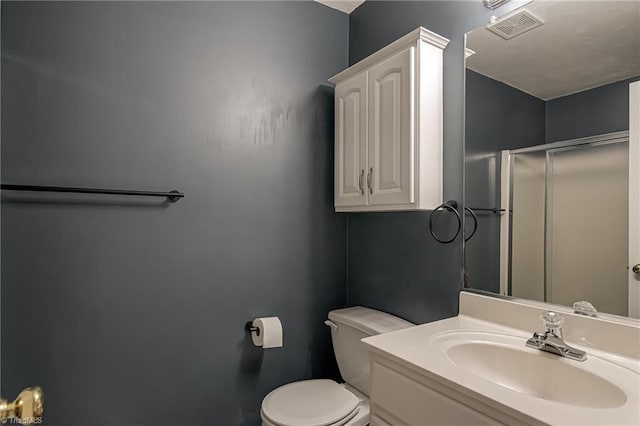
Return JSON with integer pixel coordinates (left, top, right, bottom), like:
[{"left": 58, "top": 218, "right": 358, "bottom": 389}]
[{"left": 329, "top": 27, "right": 449, "bottom": 84}]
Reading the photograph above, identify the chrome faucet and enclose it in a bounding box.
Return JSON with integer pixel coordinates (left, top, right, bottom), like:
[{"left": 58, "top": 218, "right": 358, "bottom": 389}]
[{"left": 526, "top": 311, "right": 587, "bottom": 362}]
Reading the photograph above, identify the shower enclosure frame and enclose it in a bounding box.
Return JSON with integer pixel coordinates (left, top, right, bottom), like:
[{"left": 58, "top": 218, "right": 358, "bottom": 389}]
[{"left": 499, "top": 131, "right": 630, "bottom": 307}]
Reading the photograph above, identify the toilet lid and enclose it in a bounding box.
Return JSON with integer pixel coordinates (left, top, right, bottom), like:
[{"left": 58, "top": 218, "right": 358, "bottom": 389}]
[{"left": 261, "top": 379, "right": 360, "bottom": 426}]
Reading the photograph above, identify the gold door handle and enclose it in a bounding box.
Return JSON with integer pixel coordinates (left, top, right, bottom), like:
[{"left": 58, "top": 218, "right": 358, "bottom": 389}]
[
  {"left": 0, "top": 386, "right": 44, "bottom": 424},
  {"left": 633, "top": 264, "right": 640, "bottom": 275}
]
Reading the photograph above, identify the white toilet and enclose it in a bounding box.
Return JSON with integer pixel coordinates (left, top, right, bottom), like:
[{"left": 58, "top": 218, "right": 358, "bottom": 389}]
[{"left": 260, "top": 306, "right": 414, "bottom": 426}]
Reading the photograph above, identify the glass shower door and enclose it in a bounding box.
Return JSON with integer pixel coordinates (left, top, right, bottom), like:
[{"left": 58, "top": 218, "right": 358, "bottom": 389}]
[{"left": 546, "top": 142, "right": 629, "bottom": 316}]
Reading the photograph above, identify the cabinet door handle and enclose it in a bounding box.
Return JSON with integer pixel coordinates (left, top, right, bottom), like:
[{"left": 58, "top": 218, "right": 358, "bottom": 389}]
[
  {"left": 358, "top": 169, "right": 365, "bottom": 196},
  {"left": 367, "top": 167, "right": 373, "bottom": 195}
]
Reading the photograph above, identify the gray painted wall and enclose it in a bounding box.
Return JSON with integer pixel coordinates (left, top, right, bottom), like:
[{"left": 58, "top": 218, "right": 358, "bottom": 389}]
[
  {"left": 1, "top": 2, "right": 348, "bottom": 425},
  {"left": 546, "top": 76, "right": 640, "bottom": 142},
  {"left": 464, "top": 70, "right": 545, "bottom": 293},
  {"left": 346, "top": 1, "right": 528, "bottom": 324}
]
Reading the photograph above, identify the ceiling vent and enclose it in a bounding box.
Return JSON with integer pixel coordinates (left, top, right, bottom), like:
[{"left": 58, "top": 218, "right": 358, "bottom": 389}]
[{"left": 487, "top": 9, "right": 544, "bottom": 40}]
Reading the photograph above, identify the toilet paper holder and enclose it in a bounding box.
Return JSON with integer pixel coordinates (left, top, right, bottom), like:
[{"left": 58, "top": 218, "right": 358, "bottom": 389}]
[
  {"left": 245, "top": 322, "right": 260, "bottom": 336},
  {"left": 245, "top": 317, "right": 283, "bottom": 348}
]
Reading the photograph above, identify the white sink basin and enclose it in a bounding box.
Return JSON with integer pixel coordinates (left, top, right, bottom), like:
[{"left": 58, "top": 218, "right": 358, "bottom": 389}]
[{"left": 430, "top": 331, "right": 635, "bottom": 409}]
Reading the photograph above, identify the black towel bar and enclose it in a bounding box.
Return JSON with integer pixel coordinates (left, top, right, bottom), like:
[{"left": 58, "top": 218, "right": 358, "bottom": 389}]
[
  {"left": 468, "top": 207, "right": 505, "bottom": 213},
  {"left": 1, "top": 184, "right": 184, "bottom": 202}
]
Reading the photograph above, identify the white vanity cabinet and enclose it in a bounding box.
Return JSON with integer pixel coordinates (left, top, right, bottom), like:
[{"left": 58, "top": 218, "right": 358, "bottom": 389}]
[
  {"left": 330, "top": 27, "right": 449, "bottom": 212},
  {"left": 368, "top": 354, "right": 512, "bottom": 426}
]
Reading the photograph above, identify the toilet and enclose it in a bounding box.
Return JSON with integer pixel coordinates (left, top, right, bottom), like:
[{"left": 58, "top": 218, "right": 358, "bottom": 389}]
[{"left": 260, "top": 306, "right": 414, "bottom": 426}]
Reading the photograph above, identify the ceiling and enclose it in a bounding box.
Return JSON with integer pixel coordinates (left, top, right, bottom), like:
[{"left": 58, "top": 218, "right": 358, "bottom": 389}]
[
  {"left": 314, "top": 0, "right": 365, "bottom": 14},
  {"left": 466, "top": 0, "right": 640, "bottom": 100}
]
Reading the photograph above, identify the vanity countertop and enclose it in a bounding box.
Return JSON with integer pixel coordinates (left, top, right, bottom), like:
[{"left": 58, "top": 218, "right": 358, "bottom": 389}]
[{"left": 362, "top": 293, "right": 640, "bottom": 426}]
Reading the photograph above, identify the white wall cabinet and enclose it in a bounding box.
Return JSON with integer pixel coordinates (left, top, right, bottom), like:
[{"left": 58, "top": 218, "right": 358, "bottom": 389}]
[{"left": 330, "top": 27, "right": 449, "bottom": 212}]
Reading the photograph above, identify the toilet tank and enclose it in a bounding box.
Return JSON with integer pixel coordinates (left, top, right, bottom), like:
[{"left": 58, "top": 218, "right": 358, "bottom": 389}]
[{"left": 327, "top": 307, "right": 414, "bottom": 396}]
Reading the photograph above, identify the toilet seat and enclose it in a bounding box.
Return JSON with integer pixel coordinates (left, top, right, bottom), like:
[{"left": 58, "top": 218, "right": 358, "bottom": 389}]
[{"left": 261, "top": 379, "right": 360, "bottom": 426}]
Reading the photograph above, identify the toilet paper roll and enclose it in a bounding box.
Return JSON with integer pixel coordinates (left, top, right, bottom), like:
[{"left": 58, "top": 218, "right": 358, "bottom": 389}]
[{"left": 251, "top": 317, "right": 283, "bottom": 348}]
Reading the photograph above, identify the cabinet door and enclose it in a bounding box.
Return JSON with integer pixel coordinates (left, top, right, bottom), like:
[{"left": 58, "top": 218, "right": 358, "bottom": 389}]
[
  {"left": 371, "top": 360, "right": 501, "bottom": 425},
  {"left": 335, "top": 72, "right": 368, "bottom": 208},
  {"left": 368, "top": 47, "right": 415, "bottom": 206}
]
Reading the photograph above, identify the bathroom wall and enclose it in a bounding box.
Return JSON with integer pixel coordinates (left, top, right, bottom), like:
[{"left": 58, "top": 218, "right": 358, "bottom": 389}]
[
  {"left": 546, "top": 76, "right": 640, "bottom": 142},
  {"left": 345, "top": 0, "right": 528, "bottom": 324},
  {"left": 464, "top": 70, "right": 545, "bottom": 293},
  {"left": 1, "top": 2, "right": 348, "bottom": 425}
]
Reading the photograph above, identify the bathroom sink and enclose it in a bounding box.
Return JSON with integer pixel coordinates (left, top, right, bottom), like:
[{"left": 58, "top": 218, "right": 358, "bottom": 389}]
[
  {"left": 430, "top": 331, "right": 635, "bottom": 409},
  {"left": 362, "top": 293, "right": 640, "bottom": 425}
]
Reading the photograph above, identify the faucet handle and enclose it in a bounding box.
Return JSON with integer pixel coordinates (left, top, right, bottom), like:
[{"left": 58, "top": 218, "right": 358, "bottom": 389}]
[
  {"left": 541, "top": 311, "right": 564, "bottom": 330},
  {"left": 573, "top": 300, "right": 597, "bottom": 316}
]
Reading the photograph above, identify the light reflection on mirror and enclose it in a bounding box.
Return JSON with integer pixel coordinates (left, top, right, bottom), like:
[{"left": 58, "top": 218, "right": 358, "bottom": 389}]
[{"left": 463, "top": 0, "right": 640, "bottom": 318}]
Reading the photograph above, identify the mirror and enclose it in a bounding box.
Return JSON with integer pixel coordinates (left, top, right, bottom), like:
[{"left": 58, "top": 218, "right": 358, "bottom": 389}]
[{"left": 463, "top": 0, "right": 640, "bottom": 318}]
